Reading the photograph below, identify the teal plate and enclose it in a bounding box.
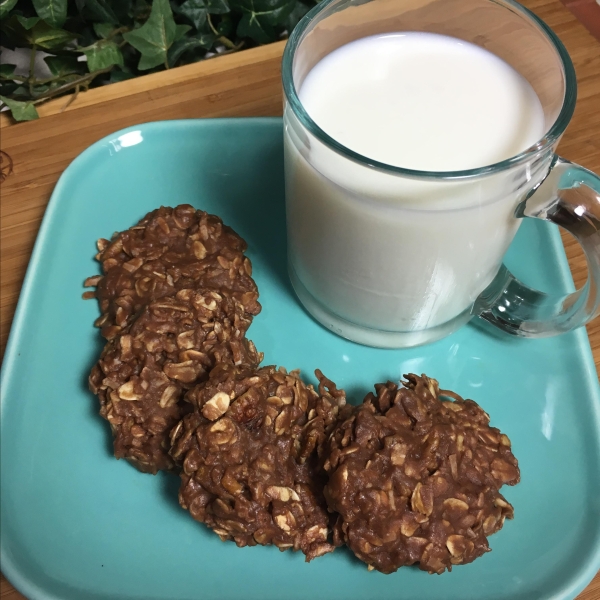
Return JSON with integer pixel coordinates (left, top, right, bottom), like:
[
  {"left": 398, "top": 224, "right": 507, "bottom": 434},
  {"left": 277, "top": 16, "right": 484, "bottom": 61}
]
[{"left": 2, "top": 119, "right": 600, "bottom": 600}]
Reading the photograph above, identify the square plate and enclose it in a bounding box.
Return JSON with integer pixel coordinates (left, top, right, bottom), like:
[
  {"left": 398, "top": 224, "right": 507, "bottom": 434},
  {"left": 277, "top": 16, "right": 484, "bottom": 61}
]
[{"left": 2, "top": 119, "right": 599, "bottom": 600}]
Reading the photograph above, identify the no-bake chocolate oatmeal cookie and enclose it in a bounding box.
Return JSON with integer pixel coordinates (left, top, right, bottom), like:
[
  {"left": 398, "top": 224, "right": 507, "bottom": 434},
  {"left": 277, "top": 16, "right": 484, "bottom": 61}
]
[
  {"left": 323, "top": 374, "right": 520, "bottom": 574},
  {"left": 86, "top": 205, "right": 263, "bottom": 474},
  {"left": 170, "top": 365, "right": 348, "bottom": 561},
  {"left": 84, "top": 204, "right": 261, "bottom": 340},
  {"left": 89, "top": 288, "right": 261, "bottom": 474}
]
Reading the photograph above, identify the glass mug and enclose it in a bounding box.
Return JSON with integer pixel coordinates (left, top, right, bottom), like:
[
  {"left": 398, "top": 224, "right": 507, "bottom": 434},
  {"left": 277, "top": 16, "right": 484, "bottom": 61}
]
[{"left": 281, "top": 0, "right": 600, "bottom": 348}]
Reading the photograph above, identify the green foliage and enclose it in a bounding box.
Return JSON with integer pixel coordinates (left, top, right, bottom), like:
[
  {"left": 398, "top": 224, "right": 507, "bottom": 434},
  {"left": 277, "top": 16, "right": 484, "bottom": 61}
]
[
  {"left": 0, "top": 95, "right": 39, "bottom": 121},
  {"left": 93, "top": 22, "right": 115, "bottom": 38},
  {"left": 0, "top": 0, "right": 18, "bottom": 20},
  {"left": 28, "top": 21, "right": 75, "bottom": 49},
  {"left": 234, "top": 0, "right": 294, "bottom": 44},
  {"left": 84, "top": 40, "right": 124, "bottom": 70},
  {"left": 0, "top": 0, "right": 315, "bottom": 121},
  {"left": 178, "top": 0, "right": 229, "bottom": 30},
  {"left": 82, "top": 0, "right": 119, "bottom": 23},
  {"left": 167, "top": 32, "right": 215, "bottom": 66},
  {"left": 44, "top": 55, "right": 83, "bottom": 75},
  {"left": 16, "top": 16, "right": 41, "bottom": 29},
  {"left": 123, "top": 0, "right": 179, "bottom": 69},
  {"left": 31, "top": 0, "right": 68, "bottom": 28}
]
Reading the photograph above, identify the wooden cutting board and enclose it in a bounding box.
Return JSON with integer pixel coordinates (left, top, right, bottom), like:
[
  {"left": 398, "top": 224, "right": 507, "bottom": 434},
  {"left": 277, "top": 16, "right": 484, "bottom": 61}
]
[{"left": 1, "top": 0, "right": 598, "bottom": 597}]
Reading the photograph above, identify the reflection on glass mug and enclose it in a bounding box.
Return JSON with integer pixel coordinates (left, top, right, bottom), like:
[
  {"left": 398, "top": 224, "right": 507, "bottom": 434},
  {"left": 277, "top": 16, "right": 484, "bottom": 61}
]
[{"left": 282, "top": 0, "right": 600, "bottom": 348}]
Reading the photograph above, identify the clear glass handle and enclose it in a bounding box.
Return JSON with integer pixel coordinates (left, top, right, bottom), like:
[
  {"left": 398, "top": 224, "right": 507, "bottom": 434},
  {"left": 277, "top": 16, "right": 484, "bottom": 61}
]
[{"left": 476, "top": 156, "right": 600, "bottom": 337}]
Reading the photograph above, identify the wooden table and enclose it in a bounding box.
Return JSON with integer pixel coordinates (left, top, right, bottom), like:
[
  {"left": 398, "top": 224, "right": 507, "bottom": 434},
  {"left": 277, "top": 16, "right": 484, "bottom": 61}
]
[{"left": 1, "top": 0, "right": 598, "bottom": 597}]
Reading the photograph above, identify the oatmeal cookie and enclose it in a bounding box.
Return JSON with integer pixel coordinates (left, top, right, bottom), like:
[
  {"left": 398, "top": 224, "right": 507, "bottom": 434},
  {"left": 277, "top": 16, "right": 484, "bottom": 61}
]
[
  {"left": 323, "top": 374, "right": 520, "bottom": 574},
  {"left": 170, "top": 366, "right": 347, "bottom": 560},
  {"left": 84, "top": 204, "right": 261, "bottom": 340},
  {"left": 89, "top": 288, "right": 261, "bottom": 474}
]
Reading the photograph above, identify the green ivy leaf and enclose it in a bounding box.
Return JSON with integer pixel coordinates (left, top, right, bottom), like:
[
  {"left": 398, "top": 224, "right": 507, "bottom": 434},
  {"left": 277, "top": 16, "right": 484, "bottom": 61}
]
[
  {"left": 44, "top": 55, "right": 82, "bottom": 76},
  {"left": 84, "top": 40, "right": 124, "bottom": 71},
  {"left": 179, "top": 0, "right": 208, "bottom": 30},
  {"left": 0, "top": 95, "right": 39, "bottom": 121},
  {"left": 16, "top": 16, "right": 41, "bottom": 30},
  {"left": 28, "top": 21, "right": 74, "bottom": 49},
  {"left": 285, "top": 1, "right": 308, "bottom": 33},
  {"left": 0, "top": 0, "right": 18, "bottom": 20},
  {"left": 123, "top": 0, "right": 178, "bottom": 70},
  {"left": 109, "top": 66, "right": 135, "bottom": 83},
  {"left": 93, "top": 22, "right": 115, "bottom": 38},
  {"left": 0, "top": 63, "right": 17, "bottom": 77},
  {"left": 174, "top": 23, "right": 191, "bottom": 40},
  {"left": 207, "top": 0, "right": 229, "bottom": 14},
  {"left": 179, "top": 0, "right": 230, "bottom": 31},
  {"left": 8, "top": 85, "right": 28, "bottom": 97},
  {"left": 167, "top": 32, "right": 215, "bottom": 66},
  {"left": 234, "top": 0, "right": 293, "bottom": 43},
  {"left": 79, "top": 0, "right": 119, "bottom": 24},
  {"left": 236, "top": 13, "right": 271, "bottom": 43},
  {"left": 31, "top": 83, "right": 51, "bottom": 95},
  {"left": 32, "top": 0, "right": 68, "bottom": 28}
]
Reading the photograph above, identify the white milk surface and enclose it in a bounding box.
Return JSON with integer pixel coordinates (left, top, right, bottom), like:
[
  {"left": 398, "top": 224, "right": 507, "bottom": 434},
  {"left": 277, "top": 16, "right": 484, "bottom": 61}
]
[
  {"left": 284, "top": 33, "right": 548, "bottom": 343},
  {"left": 299, "top": 32, "right": 544, "bottom": 171}
]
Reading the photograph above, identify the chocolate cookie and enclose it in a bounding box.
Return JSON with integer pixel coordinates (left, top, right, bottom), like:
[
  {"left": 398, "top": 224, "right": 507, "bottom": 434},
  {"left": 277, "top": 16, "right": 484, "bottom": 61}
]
[
  {"left": 170, "top": 366, "right": 347, "bottom": 561},
  {"left": 84, "top": 204, "right": 261, "bottom": 340},
  {"left": 323, "top": 374, "right": 520, "bottom": 574},
  {"left": 89, "top": 288, "right": 261, "bottom": 474}
]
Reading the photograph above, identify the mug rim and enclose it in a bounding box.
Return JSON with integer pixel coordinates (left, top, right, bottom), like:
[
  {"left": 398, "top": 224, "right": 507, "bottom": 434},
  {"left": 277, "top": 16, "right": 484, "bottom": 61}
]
[{"left": 281, "top": 0, "right": 577, "bottom": 180}]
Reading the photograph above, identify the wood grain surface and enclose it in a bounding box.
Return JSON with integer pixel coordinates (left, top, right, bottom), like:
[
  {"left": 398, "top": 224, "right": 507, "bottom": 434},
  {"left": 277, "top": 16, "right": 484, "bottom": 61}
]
[{"left": 1, "top": 0, "right": 598, "bottom": 597}]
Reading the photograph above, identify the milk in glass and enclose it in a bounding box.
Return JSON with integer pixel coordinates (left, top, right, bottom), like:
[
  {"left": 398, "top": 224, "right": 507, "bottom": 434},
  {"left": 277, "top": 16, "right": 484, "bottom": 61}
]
[{"left": 284, "top": 32, "right": 547, "bottom": 342}]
